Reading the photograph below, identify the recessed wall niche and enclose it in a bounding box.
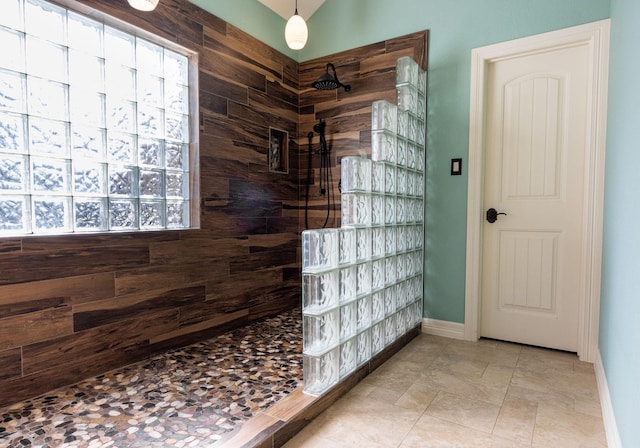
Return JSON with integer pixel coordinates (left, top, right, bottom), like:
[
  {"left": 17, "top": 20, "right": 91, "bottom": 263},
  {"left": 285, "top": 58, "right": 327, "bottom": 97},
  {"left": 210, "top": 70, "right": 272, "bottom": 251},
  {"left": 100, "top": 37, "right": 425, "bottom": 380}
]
[{"left": 269, "top": 127, "right": 289, "bottom": 174}]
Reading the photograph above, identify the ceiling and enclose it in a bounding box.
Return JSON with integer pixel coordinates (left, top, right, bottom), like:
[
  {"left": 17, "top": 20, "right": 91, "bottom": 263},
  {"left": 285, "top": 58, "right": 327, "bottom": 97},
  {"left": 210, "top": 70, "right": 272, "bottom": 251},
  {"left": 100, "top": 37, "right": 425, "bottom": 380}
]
[{"left": 257, "top": 0, "right": 326, "bottom": 20}]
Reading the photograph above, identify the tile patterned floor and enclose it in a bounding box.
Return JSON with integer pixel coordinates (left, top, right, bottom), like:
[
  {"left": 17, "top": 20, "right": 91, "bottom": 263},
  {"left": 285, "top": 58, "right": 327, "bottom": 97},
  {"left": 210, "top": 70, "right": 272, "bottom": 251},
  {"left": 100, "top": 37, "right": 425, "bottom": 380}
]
[
  {"left": 0, "top": 308, "right": 303, "bottom": 448},
  {"left": 284, "top": 334, "right": 608, "bottom": 448}
]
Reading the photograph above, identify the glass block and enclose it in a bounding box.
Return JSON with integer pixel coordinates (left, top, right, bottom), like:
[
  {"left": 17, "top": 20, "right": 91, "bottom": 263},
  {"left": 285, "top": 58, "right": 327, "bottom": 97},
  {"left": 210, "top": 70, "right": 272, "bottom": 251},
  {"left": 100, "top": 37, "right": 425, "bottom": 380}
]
[
  {"left": 108, "top": 165, "right": 137, "bottom": 197},
  {"left": 136, "top": 39, "right": 163, "bottom": 77},
  {"left": 339, "top": 338, "right": 357, "bottom": 379},
  {"left": 106, "top": 64, "right": 136, "bottom": 101},
  {"left": 339, "top": 266, "right": 356, "bottom": 304},
  {"left": 25, "top": 0, "right": 66, "bottom": 44},
  {"left": 107, "top": 98, "right": 136, "bottom": 133},
  {"left": 371, "top": 131, "right": 396, "bottom": 164},
  {"left": 396, "top": 167, "right": 407, "bottom": 196},
  {"left": 396, "top": 138, "right": 407, "bottom": 168},
  {"left": 371, "top": 100, "right": 397, "bottom": 133},
  {"left": 406, "top": 172, "right": 416, "bottom": 199},
  {"left": 73, "top": 161, "right": 106, "bottom": 196},
  {"left": 396, "top": 225, "right": 407, "bottom": 253},
  {"left": 408, "top": 113, "right": 419, "bottom": 144},
  {"left": 27, "top": 76, "right": 69, "bottom": 120},
  {"left": 32, "top": 196, "right": 70, "bottom": 233},
  {"left": 303, "top": 348, "right": 339, "bottom": 396},
  {"left": 303, "top": 309, "right": 339, "bottom": 356},
  {"left": 162, "top": 171, "right": 184, "bottom": 199},
  {"left": 166, "top": 200, "right": 189, "bottom": 228},
  {"left": 340, "top": 302, "right": 357, "bottom": 341},
  {"left": 384, "top": 164, "right": 396, "bottom": 195},
  {"left": 164, "top": 51, "right": 189, "bottom": 85},
  {"left": 140, "top": 200, "right": 165, "bottom": 229},
  {"left": 384, "top": 255, "right": 396, "bottom": 286},
  {"left": 371, "top": 321, "right": 385, "bottom": 355},
  {"left": 341, "top": 156, "right": 371, "bottom": 192},
  {"left": 384, "top": 195, "right": 396, "bottom": 225},
  {"left": 68, "top": 11, "right": 104, "bottom": 57},
  {"left": 385, "top": 226, "right": 396, "bottom": 256},
  {"left": 0, "top": 196, "right": 29, "bottom": 232},
  {"left": 356, "top": 227, "right": 372, "bottom": 262},
  {"left": 385, "top": 316, "right": 396, "bottom": 346},
  {"left": 396, "top": 56, "right": 419, "bottom": 88},
  {"left": 396, "top": 280, "right": 407, "bottom": 309},
  {"left": 357, "top": 295, "right": 371, "bottom": 331},
  {"left": 138, "top": 106, "right": 163, "bottom": 138},
  {"left": 385, "top": 285, "right": 396, "bottom": 317},
  {"left": 415, "top": 250, "right": 424, "bottom": 273},
  {"left": 418, "top": 68, "right": 427, "bottom": 94},
  {"left": 371, "top": 291, "right": 385, "bottom": 324},
  {"left": 406, "top": 250, "right": 416, "bottom": 277},
  {"left": 108, "top": 133, "right": 137, "bottom": 165},
  {"left": 371, "top": 258, "right": 384, "bottom": 292},
  {"left": 69, "top": 53, "right": 104, "bottom": 96},
  {"left": 166, "top": 113, "right": 188, "bottom": 143},
  {"left": 302, "top": 228, "right": 339, "bottom": 273},
  {"left": 371, "top": 193, "right": 384, "bottom": 226},
  {"left": 417, "top": 92, "right": 426, "bottom": 121},
  {"left": 0, "top": 0, "right": 23, "bottom": 31},
  {"left": 407, "top": 144, "right": 416, "bottom": 171},
  {"left": 356, "top": 262, "right": 371, "bottom": 297},
  {"left": 303, "top": 270, "right": 339, "bottom": 313},
  {"left": 396, "top": 196, "right": 406, "bottom": 225},
  {"left": 371, "top": 226, "right": 385, "bottom": 259},
  {"left": 71, "top": 126, "right": 106, "bottom": 161},
  {"left": 339, "top": 227, "right": 356, "bottom": 266},
  {"left": 74, "top": 197, "right": 107, "bottom": 232},
  {"left": 356, "top": 329, "right": 371, "bottom": 367},
  {"left": 166, "top": 142, "right": 188, "bottom": 170},
  {"left": 395, "top": 309, "right": 407, "bottom": 337},
  {"left": 29, "top": 117, "right": 70, "bottom": 157},
  {"left": 138, "top": 139, "right": 163, "bottom": 168},
  {"left": 109, "top": 199, "right": 137, "bottom": 230},
  {"left": 105, "top": 26, "right": 135, "bottom": 67},
  {"left": 416, "top": 172, "right": 424, "bottom": 198},
  {"left": 397, "top": 110, "right": 409, "bottom": 139},
  {"left": 137, "top": 73, "right": 164, "bottom": 108},
  {"left": 0, "top": 27, "right": 25, "bottom": 73},
  {"left": 0, "top": 70, "right": 26, "bottom": 113},
  {"left": 371, "top": 160, "right": 385, "bottom": 193},
  {"left": 70, "top": 90, "right": 105, "bottom": 128},
  {"left": 31, "top": 157, "right": 70, "bottom": 194},
  {"left": 0, "top": 111, "right": 27, "bottom": 153},
  {"left": 0, "top": 154, "right": 28, "bottom": 192},
  {"left": 165, "top": 83, "right": 189, "bottom": 115},
  {"left": 341, "top": 192, "right": 371, "bottom": 227},
  {"left": 26, "top": 37, "right": 67, "bottom": 83},
  {"left": 397, "top": 84, "right": 418, "bottom": 114},
  {"left": 396, "top": 253, "right": 406, "bottom": 282}
]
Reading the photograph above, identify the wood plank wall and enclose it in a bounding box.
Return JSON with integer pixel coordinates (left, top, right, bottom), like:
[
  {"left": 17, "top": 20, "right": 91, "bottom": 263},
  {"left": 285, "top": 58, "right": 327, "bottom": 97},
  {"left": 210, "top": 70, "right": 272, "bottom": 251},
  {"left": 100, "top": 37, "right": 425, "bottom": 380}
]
[
  {"left": 298, "top": 31, "right": 428, "bottom": 230},
  {"left": 0, "top": 0, "right": 428, "bottom": 409},
  {"left": 0, "top": 0, "right": 301, "bottom": 408}
]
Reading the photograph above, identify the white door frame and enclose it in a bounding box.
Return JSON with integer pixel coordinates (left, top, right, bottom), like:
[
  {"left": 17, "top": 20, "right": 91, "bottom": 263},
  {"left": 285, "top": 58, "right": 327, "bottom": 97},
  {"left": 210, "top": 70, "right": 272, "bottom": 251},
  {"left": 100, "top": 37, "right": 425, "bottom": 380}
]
[{"left": 464, "top": 20, "right": 610, "bottom": 362}]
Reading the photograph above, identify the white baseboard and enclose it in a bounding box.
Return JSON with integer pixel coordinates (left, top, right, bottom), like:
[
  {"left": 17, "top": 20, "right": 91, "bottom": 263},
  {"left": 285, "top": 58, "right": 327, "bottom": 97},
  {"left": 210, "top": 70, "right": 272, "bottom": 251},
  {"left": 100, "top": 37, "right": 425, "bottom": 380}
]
[
  {"left": 422, "top": 318, "right": 465, "bottom": 340},
  {"left": 595, "top": 349, "right": 622, "bottom": 448}
]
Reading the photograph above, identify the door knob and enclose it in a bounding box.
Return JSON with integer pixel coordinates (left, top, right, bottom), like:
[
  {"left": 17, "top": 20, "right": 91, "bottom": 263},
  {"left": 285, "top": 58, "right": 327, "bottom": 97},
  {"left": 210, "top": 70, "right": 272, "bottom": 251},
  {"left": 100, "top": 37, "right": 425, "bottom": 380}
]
[{"left": 486, "top": 208, "right": 507, "bottom": 223}]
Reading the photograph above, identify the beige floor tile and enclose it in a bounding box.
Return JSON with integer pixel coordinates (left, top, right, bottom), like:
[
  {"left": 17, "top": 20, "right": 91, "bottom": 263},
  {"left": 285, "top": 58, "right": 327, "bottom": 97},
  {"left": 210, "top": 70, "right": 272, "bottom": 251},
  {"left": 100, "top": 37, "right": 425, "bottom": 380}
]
[
  {"left": 400, "top": 414, "right": 529, "bottom": 448},
  {"left": 512, "top": 364, "right": 600, "bottom": 403},
  {"left": 492, "top": 397, "right": 537, "bottom": 445},
  {"left": 395, "top": 382, "right": 439, "bottom": 412},
  {"left": 290, "top": 393, "right": 423, "bottom": 447},
  {"left": 425, "top": 391, "right": 501, "bottom": 433},
  {"left": 532, "top": 403, "right": 607, "bottom": 448},
  {"left": 418, "top": 365, "right": 509, "bottom": 405}
]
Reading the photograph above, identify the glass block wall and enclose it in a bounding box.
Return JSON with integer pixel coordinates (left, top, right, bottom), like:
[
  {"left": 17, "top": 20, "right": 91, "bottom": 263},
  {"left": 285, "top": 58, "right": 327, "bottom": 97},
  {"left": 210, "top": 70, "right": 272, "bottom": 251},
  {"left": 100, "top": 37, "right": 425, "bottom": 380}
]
[{"left": 301, "top": 56, "right": 426, "bottom": 396}]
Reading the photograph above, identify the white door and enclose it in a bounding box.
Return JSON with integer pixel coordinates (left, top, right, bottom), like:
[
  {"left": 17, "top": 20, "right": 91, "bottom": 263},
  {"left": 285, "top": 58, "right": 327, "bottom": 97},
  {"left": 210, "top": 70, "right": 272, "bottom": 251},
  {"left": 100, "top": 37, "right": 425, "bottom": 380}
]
[{"left": 480, "top": 43, "right": 591, "bottom": 351}]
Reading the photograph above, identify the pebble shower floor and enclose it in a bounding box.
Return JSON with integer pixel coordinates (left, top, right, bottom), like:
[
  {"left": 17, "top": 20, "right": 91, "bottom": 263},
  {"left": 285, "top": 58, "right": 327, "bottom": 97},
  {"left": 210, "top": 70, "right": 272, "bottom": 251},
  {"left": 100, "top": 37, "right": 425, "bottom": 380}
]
[
  {"left": 0, "top": 309, "right": 302, "bottom": 447},
  {"left": 302, "top": 56, "right": 427, "bottom": 396}
]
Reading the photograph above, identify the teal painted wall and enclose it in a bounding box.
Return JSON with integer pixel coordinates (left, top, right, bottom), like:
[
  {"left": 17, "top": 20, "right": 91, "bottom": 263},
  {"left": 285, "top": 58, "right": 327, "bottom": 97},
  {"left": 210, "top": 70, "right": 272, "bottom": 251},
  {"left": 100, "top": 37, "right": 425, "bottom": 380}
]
[
  {"left": 303, "top": 0, "right": 610, "bottom": 322},
  {"left": 600, "top": 0, "right": 640, "bottom": 446}
]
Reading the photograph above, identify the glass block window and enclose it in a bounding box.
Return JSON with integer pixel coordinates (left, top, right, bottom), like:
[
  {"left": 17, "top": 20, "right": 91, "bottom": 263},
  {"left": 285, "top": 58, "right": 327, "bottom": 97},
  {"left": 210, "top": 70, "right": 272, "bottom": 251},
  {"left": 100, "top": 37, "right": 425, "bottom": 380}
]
[{"left": 0, "top": 0, "right": 195, "bottom": 235}]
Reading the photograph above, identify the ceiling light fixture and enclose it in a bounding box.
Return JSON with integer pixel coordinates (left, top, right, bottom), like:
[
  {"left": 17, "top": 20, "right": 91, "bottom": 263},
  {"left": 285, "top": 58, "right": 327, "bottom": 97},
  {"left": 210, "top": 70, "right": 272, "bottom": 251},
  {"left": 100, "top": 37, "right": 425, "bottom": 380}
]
[
  {"left": 127, "top": 0, "right": 159, "bottom": 12},
  {"left": 285, "top": 0, "right": 308, "bottom": 50}
]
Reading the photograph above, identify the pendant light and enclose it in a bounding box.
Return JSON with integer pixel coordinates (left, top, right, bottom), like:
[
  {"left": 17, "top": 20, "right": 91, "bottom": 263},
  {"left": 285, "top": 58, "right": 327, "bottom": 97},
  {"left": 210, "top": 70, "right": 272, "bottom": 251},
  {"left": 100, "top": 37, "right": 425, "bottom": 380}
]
[
  {"left": 127, "top": 0, "right": 159, "bottom": 12},
  {"left": 285, "top": 0, "right": 308, "bottom": 50}
]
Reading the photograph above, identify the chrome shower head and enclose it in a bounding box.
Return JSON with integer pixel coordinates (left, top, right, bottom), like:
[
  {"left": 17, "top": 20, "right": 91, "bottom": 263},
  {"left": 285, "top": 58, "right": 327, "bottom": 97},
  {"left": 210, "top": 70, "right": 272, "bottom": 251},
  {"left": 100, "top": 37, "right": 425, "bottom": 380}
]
[{"left": 312, "top": 63, "right": 351, "bottom": 92}]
